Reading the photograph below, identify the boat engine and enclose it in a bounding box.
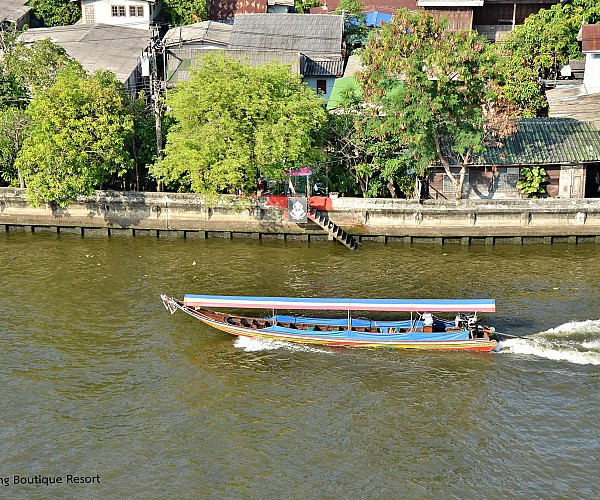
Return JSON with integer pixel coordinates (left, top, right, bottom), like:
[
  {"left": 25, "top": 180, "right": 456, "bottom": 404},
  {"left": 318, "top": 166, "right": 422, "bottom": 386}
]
[{"left": 455, "top": 313, "right": 484, "bottom": 338}]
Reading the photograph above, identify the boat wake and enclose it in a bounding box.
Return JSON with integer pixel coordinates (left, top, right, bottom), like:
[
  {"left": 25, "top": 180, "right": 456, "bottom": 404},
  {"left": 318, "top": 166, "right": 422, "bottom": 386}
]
[
  {"left": 234, "top": 336, "right": 332, "bottom": 354},
  {"left": 495, "top": 320, "right": 600, "bottom": 365}
]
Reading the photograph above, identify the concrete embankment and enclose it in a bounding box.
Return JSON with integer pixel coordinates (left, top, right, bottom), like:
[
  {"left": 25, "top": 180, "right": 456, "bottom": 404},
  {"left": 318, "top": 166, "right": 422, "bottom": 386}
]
[{"left": 2, "top": 187, "right": 600, "bottom": 245}]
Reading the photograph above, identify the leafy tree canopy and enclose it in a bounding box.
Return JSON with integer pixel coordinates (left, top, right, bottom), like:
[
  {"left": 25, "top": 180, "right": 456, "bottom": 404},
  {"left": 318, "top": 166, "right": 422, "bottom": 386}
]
[
  {"left": 162, "top": 0, "right": 209, "bottom": 25},
  {"left": 295, "top": 0, "right": 322, "bottom": 14},
  {"left": 31, "top": 0, "right": 81, "bottom": 27},
  {"left": 3, "top": 38, "right": 82, "bottom": 97},
  {"left": 153, "top": 52, "right": 327, "bottom": 195},
  {"left": 0, "top": 70, "right": 25, "bottom": 109},
  {"left": 0, "top": 107, "right": 29, "bottom": 187},
  {"left": 358, "top": 9, "right": 515, "bottom": 199},
  {"left": 0, "top": 38, "right": 79, "bottom": 187},
  {"left": 15, "top": 68, "right": 134, "bottom": 207},
  {"left": 325, "top": 88, "right": 413, "bottom": 198},
  {"left": 502, "top": 0, "right": 600, "bottom": 79},
  {"left": 491, "top": 50, "right": 547, "bottom": 117},
  {"left": 125, "top": 92, "right": 159, "bottom": 191}
]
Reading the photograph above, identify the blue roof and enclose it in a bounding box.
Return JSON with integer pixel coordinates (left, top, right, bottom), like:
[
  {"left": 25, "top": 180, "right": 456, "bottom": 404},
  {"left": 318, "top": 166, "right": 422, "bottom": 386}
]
[{"left": 364, "top": 11, "right": 393, "bottom": 27}]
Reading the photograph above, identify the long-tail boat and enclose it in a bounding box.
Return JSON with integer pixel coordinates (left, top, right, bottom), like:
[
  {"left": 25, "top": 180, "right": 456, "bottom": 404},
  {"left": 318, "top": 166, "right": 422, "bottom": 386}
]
[{"left": 161, "top": 294, "right": 497, "bottom": 351}]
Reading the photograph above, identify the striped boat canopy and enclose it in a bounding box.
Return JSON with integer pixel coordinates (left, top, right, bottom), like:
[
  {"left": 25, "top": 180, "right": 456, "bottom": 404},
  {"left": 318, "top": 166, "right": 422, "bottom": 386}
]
[{"left": 183, "top": 295, "right": 496, "bottom": 313}]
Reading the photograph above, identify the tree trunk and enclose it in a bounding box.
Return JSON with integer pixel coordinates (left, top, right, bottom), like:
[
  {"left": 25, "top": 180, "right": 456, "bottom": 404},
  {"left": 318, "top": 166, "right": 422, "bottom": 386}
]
[
  {"left": 434, "top": 135, "right": 467, "bottom": 200},
  {"left": 454, "top": 165, "right": 467, "bottom": 200}
]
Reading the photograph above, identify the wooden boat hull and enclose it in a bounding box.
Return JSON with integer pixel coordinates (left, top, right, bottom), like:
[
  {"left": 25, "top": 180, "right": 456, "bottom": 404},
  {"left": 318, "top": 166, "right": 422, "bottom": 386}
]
[{"left": 162, "top": 295, "right": 497, "bottom": 352}]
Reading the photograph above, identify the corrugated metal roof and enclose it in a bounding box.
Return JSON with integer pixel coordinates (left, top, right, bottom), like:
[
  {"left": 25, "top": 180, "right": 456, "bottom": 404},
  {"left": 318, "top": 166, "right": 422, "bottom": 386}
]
[
  {"left": 547, "top": 87, "right": 600, "bottom": 130},
  {"left": 230, "top": 14, "right": 343, "bottom": 54},
  {"left": 302, "top": 55, "right": 344, "bottom": 77},
  {"left": 163, "top": 21, "right": 232, "bottom": 47},
  {"left": 0, "top": 0, "right": 30, "bottom": 22},
  {"left": 476, "top": 118, "right": 600, "bottom": 166},
  {"left": 18, "top": 24, "right": 150, "bottom": 85},
  {"left": 166, "top": 48, "right": 299, "bottom": 84}
]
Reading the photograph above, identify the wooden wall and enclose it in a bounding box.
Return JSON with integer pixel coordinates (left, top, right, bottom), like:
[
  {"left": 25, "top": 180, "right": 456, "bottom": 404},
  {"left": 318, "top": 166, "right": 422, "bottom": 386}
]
[
  {"left": 424, "top": 8, "right": 473, "bottom": 30},
  {"left": 428, "top": 165, "right": 564, "bottom": 200}
]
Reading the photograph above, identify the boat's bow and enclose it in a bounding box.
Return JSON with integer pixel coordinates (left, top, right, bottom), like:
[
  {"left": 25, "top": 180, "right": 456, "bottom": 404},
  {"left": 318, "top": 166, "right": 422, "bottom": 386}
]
[{"left": 161, "top": 294, "right": 181, "bottom": 314}]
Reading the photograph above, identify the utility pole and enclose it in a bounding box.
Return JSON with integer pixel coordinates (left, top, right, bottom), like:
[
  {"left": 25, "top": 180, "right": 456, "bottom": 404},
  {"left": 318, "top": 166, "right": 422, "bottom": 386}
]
[{"left": 150, "top": 25, "right": 164, "bottom": 190}]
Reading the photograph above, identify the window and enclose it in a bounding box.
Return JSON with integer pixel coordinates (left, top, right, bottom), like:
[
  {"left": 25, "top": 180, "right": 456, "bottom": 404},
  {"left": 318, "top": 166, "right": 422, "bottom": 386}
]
[
  {"left": 130, "top": 6, "right": 144, "bottom": 17},
  {"left": 111, "top": 5, "right": 126, "bottom": 17},
  {"left": 316, "top": 79, "right": 327, "bottom": 94}
]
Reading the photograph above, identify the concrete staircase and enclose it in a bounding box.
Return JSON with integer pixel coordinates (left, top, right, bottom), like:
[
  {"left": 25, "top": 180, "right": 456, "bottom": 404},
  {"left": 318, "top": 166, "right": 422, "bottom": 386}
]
[{"left": 308, "top": 208, "right": 359, "bottom": 250}]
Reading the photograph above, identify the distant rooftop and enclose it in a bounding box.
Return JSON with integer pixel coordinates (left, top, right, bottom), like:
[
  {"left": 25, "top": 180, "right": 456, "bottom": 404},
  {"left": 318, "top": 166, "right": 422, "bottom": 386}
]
[
  {"left": 0, "top": 0, "right": 30, "bottom": 23},
  {"left": 229, "top": 14, "right": 343, "bottom": 54},
  {"left": 19, "top": 24, "right": 151, "bottom": 84},
  {"left": 163, "top": 21, "right": 232, "bottom": 47},
  {"left": 547, "top": 87, "right": 600, "bottom": 130}
]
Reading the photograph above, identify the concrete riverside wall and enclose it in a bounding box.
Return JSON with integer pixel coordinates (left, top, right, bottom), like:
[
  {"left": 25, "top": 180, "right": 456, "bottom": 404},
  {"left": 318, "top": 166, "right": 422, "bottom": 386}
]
[{"left": 3, "top": 187, "right": 600, "bottom": 244}]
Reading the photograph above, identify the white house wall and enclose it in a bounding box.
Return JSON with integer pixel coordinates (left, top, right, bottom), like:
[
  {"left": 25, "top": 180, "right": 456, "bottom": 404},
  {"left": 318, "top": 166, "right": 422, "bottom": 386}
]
[
  {"left": 584, "top": 53, "right": 600, "bottom": 94},
  {"left": 80, "top": 0, "right": 161, "bottom": 30}
]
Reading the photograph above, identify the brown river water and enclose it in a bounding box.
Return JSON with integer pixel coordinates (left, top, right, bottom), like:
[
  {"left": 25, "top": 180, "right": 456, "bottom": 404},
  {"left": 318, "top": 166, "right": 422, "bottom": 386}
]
[{"left": 0, "top": 232, "right": 599, "bottom": 499}]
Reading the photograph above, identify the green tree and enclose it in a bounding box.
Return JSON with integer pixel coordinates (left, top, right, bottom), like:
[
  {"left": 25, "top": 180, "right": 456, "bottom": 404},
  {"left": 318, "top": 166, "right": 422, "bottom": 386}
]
[
  {"left": 4, "top": 39, "right": 81, "bottom": 95},
  {"left": 0, "top": 69, "right": 26, "bottom": 109},
  {"left": 0, "top": 39, "right": 83, "bottom": 188},
  {"left": 295, "top": 0, "right": 322, "bottom": 14},
  {"left": 31, "top": 0, "right": 81, "bottom": 27},
  {"left": 325, "top": 89, "right": 413, "bottom": 198},
  {"left": 15, "top": 69, "right": 134, "bottom": 207},
  {"left": 0, "top": 108, "right": 29, "bottom": 187},
  {"left": 0, "top": 21, "right": 20, "bottom": 54},
  {"left": 153, "top": 52, "right": 327, "bottom": 195},
  {"left": 502, "top": 0, "right": 600, "bottom": 80},
  {"left": 162, "top": 0, "right": 209, "bottom": 25},
  {"left": 492, "top": 50, "right": 547, "bottom": 117},
  {"left": 358, "top": 9, "right": 515, "bottom": 199},
  {"left": 124, "top": 92, "right": 158, "bottom": 191}
]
